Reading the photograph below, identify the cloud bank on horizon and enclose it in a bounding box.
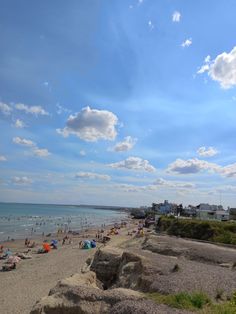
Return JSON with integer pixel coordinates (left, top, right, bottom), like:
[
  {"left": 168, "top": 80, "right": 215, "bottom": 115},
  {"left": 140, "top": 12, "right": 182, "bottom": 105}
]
[{"left": 1, "top": 0, "right": 236, "bottom": 207}]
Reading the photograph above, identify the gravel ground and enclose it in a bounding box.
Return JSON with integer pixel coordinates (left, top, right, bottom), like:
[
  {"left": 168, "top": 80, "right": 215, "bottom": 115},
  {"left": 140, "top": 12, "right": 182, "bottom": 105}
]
[{"left": 122, "top": 234, "right": 236, "bottom": 299}]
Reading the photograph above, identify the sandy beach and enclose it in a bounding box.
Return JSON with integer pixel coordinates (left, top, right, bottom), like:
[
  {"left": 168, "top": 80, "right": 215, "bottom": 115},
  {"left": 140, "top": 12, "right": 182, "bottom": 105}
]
[{"left": 0, "top": 219, "right": 136, "bottom": 314}]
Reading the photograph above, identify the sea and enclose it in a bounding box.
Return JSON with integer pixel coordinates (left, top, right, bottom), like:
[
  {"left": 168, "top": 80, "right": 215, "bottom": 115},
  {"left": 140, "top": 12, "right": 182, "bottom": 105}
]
[{"left": 0, "top": 203, "right": 128, "bottom": 241}]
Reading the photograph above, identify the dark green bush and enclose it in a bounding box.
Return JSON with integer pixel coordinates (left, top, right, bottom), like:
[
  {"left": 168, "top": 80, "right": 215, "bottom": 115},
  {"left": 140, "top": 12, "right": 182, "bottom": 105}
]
[{"left": 156, "top": 217, "right": 236, "bottom": 245}]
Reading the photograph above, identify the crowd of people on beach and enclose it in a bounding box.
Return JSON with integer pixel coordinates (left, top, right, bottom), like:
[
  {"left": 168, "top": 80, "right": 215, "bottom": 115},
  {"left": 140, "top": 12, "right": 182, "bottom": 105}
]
[{"left": 0, "top": 219, "right": 148, "bottom": 272}]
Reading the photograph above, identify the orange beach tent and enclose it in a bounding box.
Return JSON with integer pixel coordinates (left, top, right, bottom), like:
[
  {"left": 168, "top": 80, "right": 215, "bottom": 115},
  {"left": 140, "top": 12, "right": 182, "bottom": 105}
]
[{"left": 43, "top": 243, "right": 51, "bottom": 252}]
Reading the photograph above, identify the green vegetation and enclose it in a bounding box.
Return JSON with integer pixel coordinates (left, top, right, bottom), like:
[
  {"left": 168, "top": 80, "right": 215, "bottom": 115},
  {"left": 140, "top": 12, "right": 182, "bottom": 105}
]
[
  {"left": 156, "top": 217, "right": 236, "bottom": 245},
  {"left": 146, "top": 291, "right": 211, "bottom": 310},
  {"left": 146, "top": 291, "right": 236, "bottom": 313}
]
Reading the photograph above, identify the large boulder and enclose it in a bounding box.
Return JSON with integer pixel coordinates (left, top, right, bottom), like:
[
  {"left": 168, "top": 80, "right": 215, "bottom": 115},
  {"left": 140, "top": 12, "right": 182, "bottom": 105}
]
[
  {"left": 111, "top": 300, "right": 192, "bottom": 314},
  {"left": 49, "top": 271, "right": 98, "bottom": 295},
  {"left": 90, "top": 246, "right": 123, "bottom": 288},
  {"left": 31, "top": 278, "right": 145, "bottom": 314}
]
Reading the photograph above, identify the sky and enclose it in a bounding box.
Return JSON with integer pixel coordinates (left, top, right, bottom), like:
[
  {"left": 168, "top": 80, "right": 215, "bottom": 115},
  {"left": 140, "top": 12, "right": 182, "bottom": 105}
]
[{"left": 1, "top": 0, "right": 236, "bottom": 208}]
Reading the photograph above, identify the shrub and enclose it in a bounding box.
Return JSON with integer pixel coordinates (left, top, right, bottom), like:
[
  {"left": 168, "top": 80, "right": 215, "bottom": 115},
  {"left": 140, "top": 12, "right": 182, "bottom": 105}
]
[{"left": 156, "top": 217, "right": 236, "bottom": 245}]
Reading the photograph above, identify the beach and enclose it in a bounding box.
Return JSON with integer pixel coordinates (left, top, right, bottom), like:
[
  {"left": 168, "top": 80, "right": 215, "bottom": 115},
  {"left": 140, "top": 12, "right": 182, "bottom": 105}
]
[
  {"left": 0, "top": 219, "right": 136, "bottom": 314},
  {"left": 2, "top": 217, "right": 236, "bottom": 313}
]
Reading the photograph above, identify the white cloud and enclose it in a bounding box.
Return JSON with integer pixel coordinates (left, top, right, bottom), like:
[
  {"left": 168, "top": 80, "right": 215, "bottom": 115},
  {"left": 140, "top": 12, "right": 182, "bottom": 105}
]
[
  {"left": 0, "top": 102, "right": 12, "bottom": 115},
  {"left": 181, "top": 38, "right": 192, "bottom": 48},
  {"left": 197, "top": 55, "right": 211, "bottom": 74},
  {"left": 167, "top": 158, "right": 236, "bottom": 178},
  {"left": 13, "top": 137, "right": 35, "bottom": 147},
  {"left": 148, "top": 20, "right": 154, "bottom": 31},
  {"left": 167, "top": 158, "right": 220, "bottom": 175},
  {"left": 0, "top": 155, "right": 7, "bottom": 161},
  {"left": 205, "top": 55, "right": 211, "bottom": 63},
  {"left": 209, "top": 47, "right": 236, "bottom": 88},
  {"left": 56, "top": 104, "right": 71, "bottom": 115},
  {"left": 33, "top": 148, "right": 50, "bottom": 157},
  {"left": 79, "top": 150, "right": 86, "bottom": 156},
  {"left": 197, "top": 146, "right": 218, "bottom": 157},
  {"left": 219, "top": 163, "right": 236, "bottom": 178},
  {"left": 13, "top": 137, "right": 50, "bottom": 157},
  {"left": 111, "top": 136, "right": 137, "bottom": 152},
  {"left": 15, "top": 119, "right": 26, "bottom": 128},
  {"left": 172, "top": 11, "right": 181, "bottom": 22},
  {"left": 198, "top": 47, "right": 236, "bottom": 88},
  {"left": 57, "top": 106, "right": 118, "bottom": 142},
  {"left": 15, "top": 103, "right": 49, "bottom": 116},
  {"left": 109, "top": 156, "right": 156, "bottom": 172},
  {"left": 154, "top": 178, "right": 195, "bottom": 189},
  {"left": 12, "top": 176, "right": 33, "bottom": 185},
  {"left": 75, "top": 172, "right": 110, "bottom": 181},
  {"left": 197, "top": 64, "right": 210, "bottom": 74}
]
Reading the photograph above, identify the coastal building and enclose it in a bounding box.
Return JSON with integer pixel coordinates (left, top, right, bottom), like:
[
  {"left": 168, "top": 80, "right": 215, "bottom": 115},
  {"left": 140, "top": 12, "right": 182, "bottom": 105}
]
[
  {"left": 182, "top": 206, "right": 197, "bottom": 217},
  {"left": 152, "top": 200, "right": 175, "bottom": 214},
  {"left": 196, "top": 209, "right": 229, "bottom": 221},
  {"left": 196, "top": 203, "right": 223, "bottom": 211},
  {"left": 229, "top": 208, "right": 236, "bottom": 220}
]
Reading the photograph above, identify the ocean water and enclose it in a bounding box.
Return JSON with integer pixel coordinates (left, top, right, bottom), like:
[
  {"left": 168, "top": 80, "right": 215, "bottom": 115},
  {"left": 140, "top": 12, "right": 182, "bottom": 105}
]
[{"left": 0, "top": 203, "right": 128, "bottom": 241}]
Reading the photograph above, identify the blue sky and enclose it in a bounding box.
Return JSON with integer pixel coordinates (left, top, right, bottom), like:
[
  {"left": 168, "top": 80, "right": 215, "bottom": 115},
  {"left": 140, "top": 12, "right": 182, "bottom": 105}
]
[{"left": 1, "top": 0, "right": 236, "bottom": 207}]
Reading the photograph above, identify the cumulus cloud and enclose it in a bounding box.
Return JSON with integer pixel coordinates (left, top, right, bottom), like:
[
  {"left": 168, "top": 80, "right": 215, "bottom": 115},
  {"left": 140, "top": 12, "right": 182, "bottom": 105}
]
[
  {"left": 197, "top": 146, "right": 218, "bottom": 157},
  {"left": 172, "top": 11, "right": 181, "bottom": 22},
  {"left": 15, "top": 103, "right": 49, "bottom": 116},
  {"left": 154, "top": 178, "right": 195, "bottom": 188},
  {"left": 0, "top": 102, "right": 12, "bottom": 115},
  {"left": 13, "top": 137, "right": 50, "bottom": 157},
  {"left": 220, "top": 163, "right": 236, "bottom": 178},
  {"left": 75, "top": 172, "right": 110, "bottom": 181},
  {"left": 13, "top": 137, "right": 35, "bottom": 147},
  {"left": 167, "top": 158, "right": 236, "bottom": 178},
  {"left": 0, "top": 155, "right": 7, "bottom": 161},
  {"left": 181, "top": 38, "right": 192, "bottom": 48},
  {"left": 109, "top": 157, "right": 156, "bottom": 172},
  {"left": 117, "top": 184, "right": 147, "bottom": 193},
  {"left": 167, "top": 158, "right": 220, "bottom": 175},
  {"left": 33, "top": 148, "right": 50, "bottom": 157},
  {"left": 12, "top": 176, "right": 33, "bottom": 185},
  {"left": 111, "top": 136, "right": 137, "bottom": 152},
  {"left": 197, "top": 47, "right": 236, "bottom": 88},
  {"left": 15, "top": 119, "right": 26, "bottom": 128},
  {"left": 57, "top": 106, "right": 118, "bottom": 142}
]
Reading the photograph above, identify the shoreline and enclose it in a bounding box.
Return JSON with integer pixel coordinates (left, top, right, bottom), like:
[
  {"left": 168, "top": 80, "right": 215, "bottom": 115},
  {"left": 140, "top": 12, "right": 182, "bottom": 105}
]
[
  {"left": 0, "top": 205, "right": 130, "bottom": 243},
  {"left": 0, "top": 217, "right": 139, "bottom": 314}
]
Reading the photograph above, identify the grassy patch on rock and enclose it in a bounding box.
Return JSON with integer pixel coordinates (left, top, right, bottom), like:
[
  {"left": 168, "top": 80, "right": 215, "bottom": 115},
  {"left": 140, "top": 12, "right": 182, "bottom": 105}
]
[{"left": 146, "top": 291, "right": 211, "bottom": 311}]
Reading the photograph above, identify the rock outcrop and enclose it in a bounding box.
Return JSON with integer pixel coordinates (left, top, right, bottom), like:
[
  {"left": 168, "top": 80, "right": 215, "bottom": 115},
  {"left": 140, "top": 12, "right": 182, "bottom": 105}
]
[
  {"left": 30, "top": 270, "right": 158, "bottom": 314},
  {"left": 90, "top": 247, "right": 151, "bottom": 290},
  {"left": 30, "top": 240, "right": 236, "bottom": 314}
]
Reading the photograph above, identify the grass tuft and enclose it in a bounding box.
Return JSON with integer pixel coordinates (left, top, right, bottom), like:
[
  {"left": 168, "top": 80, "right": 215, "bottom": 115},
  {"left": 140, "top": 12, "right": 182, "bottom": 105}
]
[
  {"left": 146, "top": 291, "right": 211, "bottom": 310},
  {"left": 146, "top": 291, "right": 236, "bottom": 313}
]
